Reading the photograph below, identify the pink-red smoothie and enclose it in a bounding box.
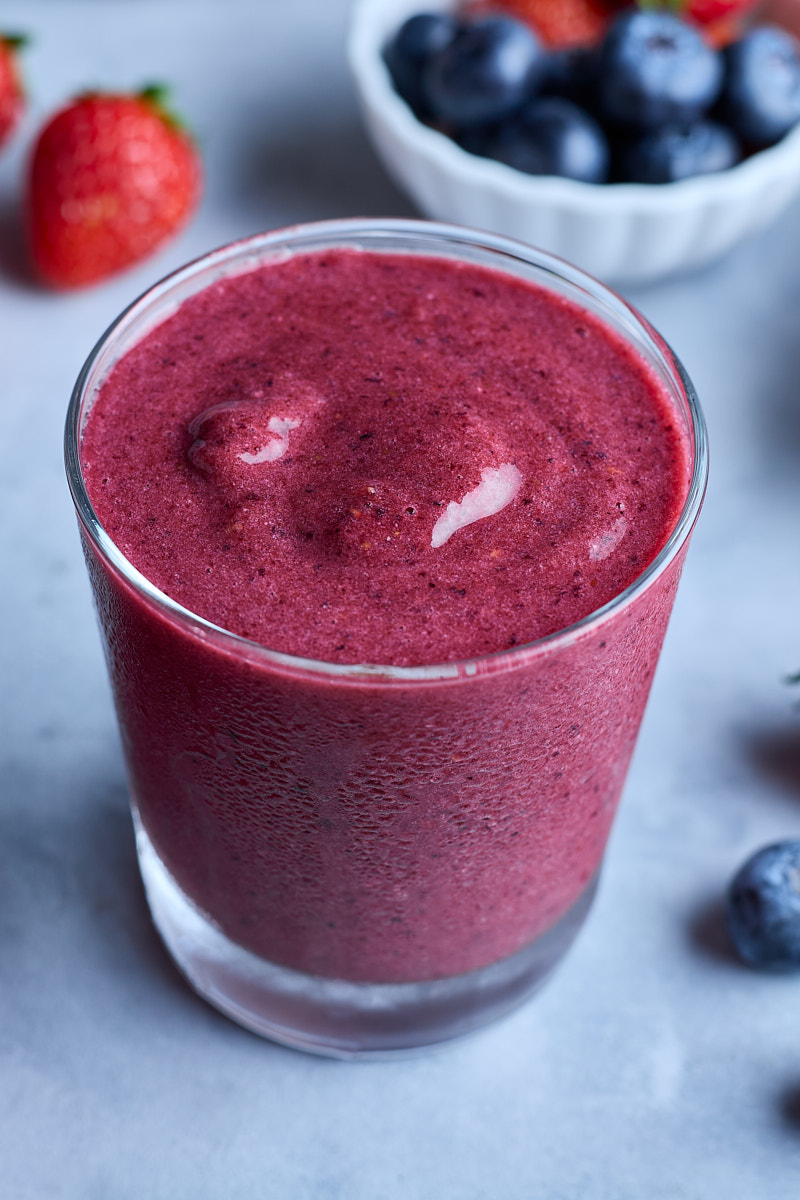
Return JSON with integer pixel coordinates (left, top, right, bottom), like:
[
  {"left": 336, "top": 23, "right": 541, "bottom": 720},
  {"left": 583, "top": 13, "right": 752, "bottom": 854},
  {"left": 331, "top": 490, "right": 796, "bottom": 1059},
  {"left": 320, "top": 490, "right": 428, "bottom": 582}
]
[{"left": 80, "top": 248, "right": 692, "bottom": 983}]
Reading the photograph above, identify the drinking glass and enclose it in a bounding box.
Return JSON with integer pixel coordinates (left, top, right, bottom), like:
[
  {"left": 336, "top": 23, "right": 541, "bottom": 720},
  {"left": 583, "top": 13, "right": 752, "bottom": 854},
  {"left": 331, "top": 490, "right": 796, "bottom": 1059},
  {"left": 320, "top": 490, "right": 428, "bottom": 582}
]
[{"left": 65, "top": 220, "right": 708, "bottom": 1057}]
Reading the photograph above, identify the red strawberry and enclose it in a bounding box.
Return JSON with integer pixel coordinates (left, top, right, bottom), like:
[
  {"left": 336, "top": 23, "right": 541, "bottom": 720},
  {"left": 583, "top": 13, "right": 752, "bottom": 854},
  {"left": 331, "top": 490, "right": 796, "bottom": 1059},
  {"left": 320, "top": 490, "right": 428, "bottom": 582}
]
[
  {"left": 764, "top": 0, "right": 800, "bottom": 40},
  {"left": 638, "top": 1, "right": 759, "bottom": 44},
  {"left": 27, "top": 85, "right": 201, "bottom": 289},
  {"left": 699, "top": 13, "right": 748, "bottom": 47},
  {"left": 0, "top": 33, "right": 27, "bottom": 148},
  {"left": 470, "top": 0, "right": 627, "bottom": 49},
  {"left": 681, "top": 0, "right": 758, "bottom": 25}
]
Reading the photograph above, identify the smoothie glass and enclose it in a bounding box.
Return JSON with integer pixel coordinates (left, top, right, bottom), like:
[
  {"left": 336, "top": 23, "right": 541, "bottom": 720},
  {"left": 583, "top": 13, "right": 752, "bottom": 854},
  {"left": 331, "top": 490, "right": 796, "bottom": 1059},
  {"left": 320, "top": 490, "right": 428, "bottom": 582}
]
[{"left": 65, "top": 220, "right": 708, "bottom": 1057}]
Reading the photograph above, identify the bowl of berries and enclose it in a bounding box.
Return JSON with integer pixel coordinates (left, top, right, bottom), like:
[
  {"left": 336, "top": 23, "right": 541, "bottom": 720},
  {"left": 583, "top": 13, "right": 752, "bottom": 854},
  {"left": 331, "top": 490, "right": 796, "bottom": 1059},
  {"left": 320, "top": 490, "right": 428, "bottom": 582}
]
[{"left": 348, "top": 0, "right": 800, "bottom": 283}]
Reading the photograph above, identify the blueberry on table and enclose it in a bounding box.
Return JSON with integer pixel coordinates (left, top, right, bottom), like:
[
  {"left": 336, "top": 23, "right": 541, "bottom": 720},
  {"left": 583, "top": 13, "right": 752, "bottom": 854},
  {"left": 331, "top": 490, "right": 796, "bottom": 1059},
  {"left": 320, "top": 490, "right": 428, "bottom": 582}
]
[
  {"left": 424, "top": 15, "right": 546, "bottom": 127},
  {"left": 620, "top": 120, "right": 741, "bottom": 183},
  {"left": 726, "top": 840, "right": 800, "bottom": 970},
  {"left": 721, "top": 26, "right": 800, "bottom": 148},
  {"left": 384, "top": 12, "right": 462, "bottom": 116},
  {"left": 598, "top": 10, "right": 723, "bottom": 130},
  {"left": 486, "top": 97, "right": 610, "bottom": 183}
]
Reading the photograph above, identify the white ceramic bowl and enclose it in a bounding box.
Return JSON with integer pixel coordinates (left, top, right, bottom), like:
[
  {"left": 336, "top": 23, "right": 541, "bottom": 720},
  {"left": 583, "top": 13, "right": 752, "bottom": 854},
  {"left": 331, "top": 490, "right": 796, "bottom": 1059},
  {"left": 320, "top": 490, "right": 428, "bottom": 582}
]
[{"left": 348, "top": 0, "right": 800, "bottom": 284}]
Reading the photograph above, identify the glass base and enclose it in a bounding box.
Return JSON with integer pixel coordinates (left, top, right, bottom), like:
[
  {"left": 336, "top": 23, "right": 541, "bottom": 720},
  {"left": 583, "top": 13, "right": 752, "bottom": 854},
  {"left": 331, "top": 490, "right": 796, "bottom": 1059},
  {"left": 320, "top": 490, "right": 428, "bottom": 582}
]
[{"left": 136, "top": 821, "right": 600, "bottom": 1059}]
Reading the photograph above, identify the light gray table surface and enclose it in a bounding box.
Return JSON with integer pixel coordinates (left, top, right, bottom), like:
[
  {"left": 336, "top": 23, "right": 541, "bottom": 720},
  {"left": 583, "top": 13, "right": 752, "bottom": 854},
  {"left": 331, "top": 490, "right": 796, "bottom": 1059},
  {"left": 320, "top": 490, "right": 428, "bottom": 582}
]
[{"left": 2, "top": 2, "right": 800, "bottom": 1196}]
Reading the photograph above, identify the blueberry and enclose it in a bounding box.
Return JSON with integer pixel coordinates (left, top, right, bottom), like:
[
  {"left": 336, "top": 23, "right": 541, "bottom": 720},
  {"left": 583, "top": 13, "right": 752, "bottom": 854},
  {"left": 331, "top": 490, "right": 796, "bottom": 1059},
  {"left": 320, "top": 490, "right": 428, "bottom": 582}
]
[
  {"left": 721, "top": 26, "right": 800, "bottom": 148},
  {"left": 541, "top": 47, "right": 599, "bottom": 111},
  {"left": 384, "top": 13, "right": 462, "bottom": 117},
  {"left": 599, "top": 10, "right": 723, "bottom": 130},
  {"left": 620, "top": 119, "right": 741, "bottom": 183},
  {"left": 454, "top": 122, "right": 499, "bottom": 159},
  {"left": 424, "top": 16, "right": 545, "bottom": 127},
  {"left": 485, "top": 97, "right": 609, "bottom": 183},
  {"left": 726, "top": 840, "right": 800, "bottom": 970}
]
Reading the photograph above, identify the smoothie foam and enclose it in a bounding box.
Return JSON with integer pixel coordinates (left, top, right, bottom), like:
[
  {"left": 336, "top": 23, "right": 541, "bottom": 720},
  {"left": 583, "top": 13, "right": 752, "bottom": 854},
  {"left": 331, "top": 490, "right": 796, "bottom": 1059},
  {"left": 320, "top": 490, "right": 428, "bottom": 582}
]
[{"left": 82, "top": 250, "right": 690, "bottom": 667}]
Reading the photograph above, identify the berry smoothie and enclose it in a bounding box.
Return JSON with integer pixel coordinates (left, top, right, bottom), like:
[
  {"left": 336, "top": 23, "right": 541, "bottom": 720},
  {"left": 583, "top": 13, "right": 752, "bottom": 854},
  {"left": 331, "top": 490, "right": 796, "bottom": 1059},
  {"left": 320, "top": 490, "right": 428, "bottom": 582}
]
[{"left": 75, "top": 233, "right": 697, "bottom": 987}]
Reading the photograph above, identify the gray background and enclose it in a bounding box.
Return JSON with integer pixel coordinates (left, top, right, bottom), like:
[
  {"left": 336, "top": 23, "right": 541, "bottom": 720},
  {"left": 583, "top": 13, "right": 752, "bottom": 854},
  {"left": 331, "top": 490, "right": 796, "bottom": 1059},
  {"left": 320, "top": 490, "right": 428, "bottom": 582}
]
[{"left": 2, "top": 2, "right": 800, "bottom": 1196}]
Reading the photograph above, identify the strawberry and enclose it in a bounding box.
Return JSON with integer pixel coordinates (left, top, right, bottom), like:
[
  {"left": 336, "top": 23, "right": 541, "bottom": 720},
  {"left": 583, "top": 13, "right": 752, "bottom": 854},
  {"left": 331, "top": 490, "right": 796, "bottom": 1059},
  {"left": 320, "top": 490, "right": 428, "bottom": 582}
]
[
  {"left": 27, "top": 85, "right": 201, "bottom": 289},
  {"left": 0, "top": 33, "right": 27, "bottom": 149},
  {"left": 636, "top": 0, "right": 758, "bottom": 32},
  {"left": 700, "top": 14, "right": 748, "bottom": 47},
  {"left": 681, "top": 0, "right": 758, "bottom": 24},
  {"left": 469, "top": 0, "right": 628, "bottom": 49},
  {"left": 764, "top": 0, "right": 800, "bottom": 40}
]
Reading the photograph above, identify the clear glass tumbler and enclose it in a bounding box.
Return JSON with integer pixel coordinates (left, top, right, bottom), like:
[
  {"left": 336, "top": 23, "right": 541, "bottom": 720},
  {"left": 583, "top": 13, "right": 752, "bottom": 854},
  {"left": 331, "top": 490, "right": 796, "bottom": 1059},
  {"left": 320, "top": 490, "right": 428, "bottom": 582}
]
[{"left": 65, "top": 220, "right": 708, "bottom": 1057}]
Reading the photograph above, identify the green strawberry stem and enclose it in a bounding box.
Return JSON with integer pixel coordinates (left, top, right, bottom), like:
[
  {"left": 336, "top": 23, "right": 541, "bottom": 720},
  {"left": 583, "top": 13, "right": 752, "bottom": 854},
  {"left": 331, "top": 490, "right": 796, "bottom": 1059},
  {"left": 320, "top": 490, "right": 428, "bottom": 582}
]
[
  {"left": 1, "top": 32, "right": 30, "bottom": 50},
  {"left": 138, "top": 82, "right": 190, "bottom": 135},
  {"left": 139, "top": 83, "right": 171, "bottom": 110},
  {"left": 637, "top": 0, "right": 684, "bottom": 11}
]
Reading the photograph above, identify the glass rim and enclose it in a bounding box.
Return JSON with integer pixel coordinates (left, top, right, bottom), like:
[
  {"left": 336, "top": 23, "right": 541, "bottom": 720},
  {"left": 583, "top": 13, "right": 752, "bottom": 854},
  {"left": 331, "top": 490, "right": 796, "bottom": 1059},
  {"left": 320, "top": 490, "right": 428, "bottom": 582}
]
[{"left": 64, "top": 217, "right": 709, "bottom": 685}]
